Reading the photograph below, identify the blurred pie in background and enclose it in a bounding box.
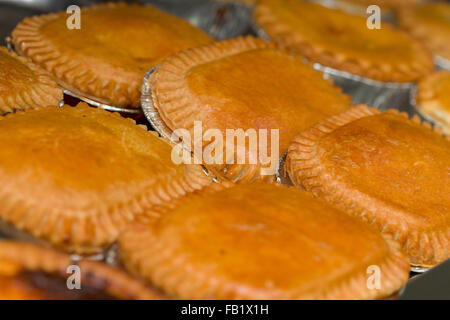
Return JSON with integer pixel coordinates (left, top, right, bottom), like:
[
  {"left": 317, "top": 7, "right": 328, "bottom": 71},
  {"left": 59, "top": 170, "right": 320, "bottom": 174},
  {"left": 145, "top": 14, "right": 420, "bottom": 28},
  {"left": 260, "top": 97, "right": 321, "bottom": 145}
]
[
  {"left": 0, "top": 240, "right": 161, "bottom": 300},
  {"left": 333, "top": 0, "right": 419, "bottom": 10},
  {"left": 254, "top": 0, "right": 433, "bottom": 82},
  {"left": 148, "top": 36, "right": 351, "bottom": 183},
  {"left": 398, "top": 2, "right": 450, "bottom": 62},
  {"left": 0, "top": 103, "right": 212, "bottom": 254},
  {"left": 119, "top": 183, "right": 410, "bottom": 300}
]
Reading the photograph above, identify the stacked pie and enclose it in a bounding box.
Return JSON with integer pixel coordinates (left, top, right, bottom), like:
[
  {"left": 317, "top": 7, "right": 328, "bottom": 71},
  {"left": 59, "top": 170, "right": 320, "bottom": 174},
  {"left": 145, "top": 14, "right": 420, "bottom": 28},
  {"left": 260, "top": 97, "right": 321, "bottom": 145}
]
[
  {"left": 11, "top": 3, "right": 213, "bottom": 109},
  {"left": 254, "top": 0, "right": 433, "bottom": 82},
  {"left": 287, "top": 106, "right": 450, "bottom": 268},
  {"left": 415, "top": 71, "right": 450, "bottom": 136}
]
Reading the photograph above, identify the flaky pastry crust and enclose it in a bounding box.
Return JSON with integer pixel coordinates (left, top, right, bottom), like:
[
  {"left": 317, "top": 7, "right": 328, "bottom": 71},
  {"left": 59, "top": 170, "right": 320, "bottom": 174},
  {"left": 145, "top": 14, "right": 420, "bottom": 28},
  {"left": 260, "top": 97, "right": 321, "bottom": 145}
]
[
  {"left": 0, "top": 240, "right": 161, "bottom": 299},
  {"left": 150, "top": 36, "right": 350, "bottom": 183},
  {"left": 0, "top": 47, "right": 62, "bottom": 114},
  {"left": 11, "top": 2, "right": 213, "bottom": 108},
  {"left": 287, "top": 106, "right": 450, "bottom": 267},
  {"left": 0, "top": 103, "right": 212, "bottom": 254},
  {"left": 254, "top": 0, "right": 433, "bottom": 82}
]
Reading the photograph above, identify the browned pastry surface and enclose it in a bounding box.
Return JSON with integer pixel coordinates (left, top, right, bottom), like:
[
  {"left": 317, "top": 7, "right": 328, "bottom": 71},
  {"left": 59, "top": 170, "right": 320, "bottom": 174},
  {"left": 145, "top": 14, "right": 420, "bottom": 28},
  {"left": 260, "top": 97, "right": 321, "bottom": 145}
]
[
  {"left": 0, "top": 240, "right": 161, "bottom": 299},
  {"left": 398, "top": 3, "right": 450, "bottom": 61},
  {"left": 119, "top": 183, "right": 409, "bottom": 300},
  {"left": 12, "top": 3, "right": 213, "bottom": 108},
  {"left": 0, "top": 47, "right": 62, "bottom": 114},
  {"left": 287, "top": 106, "right": 450, "bottom": 267},
  {"left": 150, "top": 36, "right": 351, "bottom": 183},
  {"left": 416, "top": 71, "right": 450, "bottom": 136},
  {"left": 254, "top": 0, "right": 433, "bottom": 82},
  {"left": 0, "top": 103, "right": 212, "bottom": 253}
]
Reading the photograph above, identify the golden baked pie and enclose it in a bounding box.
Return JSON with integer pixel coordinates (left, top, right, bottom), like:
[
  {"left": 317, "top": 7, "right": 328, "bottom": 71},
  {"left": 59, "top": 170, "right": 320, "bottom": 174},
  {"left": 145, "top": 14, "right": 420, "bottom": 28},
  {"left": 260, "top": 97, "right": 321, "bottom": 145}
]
[
  {"left": 0, "top": 240, "right": 160, "bottom": 300},
  {"left": 398, "top": 3, "right": 450, "bottom": 61},
  {"left": 119, "top": 183, "right": 409, "bottom": 300},
  {"left": 416, "top": 71, "right": 450, "bottom": 136},
  {"left": 254, "top": 0, "right": 433, "bottom": 82},
  {"left": 149, "top": 36, "right": 351, "bottom": 183},
  {"left": 335, "top": 0, "right": 418, "bottom": 10},
  {"left": 11, "top": 2, "right": 213, "bottom": 109},
  {"left": 0, "top": 103, "right": 212, "bottom": 254},
  {"left": 287, "top": 106, "right": 450, "bottom": 268},
  {"left": 0, "top": 47, "right": 62, "bottom": 114}
]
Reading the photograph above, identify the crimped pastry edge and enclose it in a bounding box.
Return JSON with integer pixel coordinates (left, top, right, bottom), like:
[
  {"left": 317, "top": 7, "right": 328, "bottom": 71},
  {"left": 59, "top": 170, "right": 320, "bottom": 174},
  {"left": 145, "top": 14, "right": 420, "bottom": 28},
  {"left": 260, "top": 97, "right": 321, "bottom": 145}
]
[
  {"left": 253, "top": 0, "right": 434, "bottom": 83},
  {"left": 286, "top": 105, "right": 450, "bottom": 267},
  {"left": 11, "top": 2, "right": 160, "bottom": 108},
  {"left": 149, "top": 35, "right": 349, "bottom": 183},
  {"left": 397, "top": 4, "right": 450, "bottom": 62},
  {"left": 118, "top": 184, "right": 409, "bottom": 300},
  {"left": 0, "top": 240, "right": 161, "bottom": 299},
  {"left": 0, "top": 47, "right": 62, "bottom": 114},
  {"left": 0, "top": 104, "right": 213, "bottom": 254}
]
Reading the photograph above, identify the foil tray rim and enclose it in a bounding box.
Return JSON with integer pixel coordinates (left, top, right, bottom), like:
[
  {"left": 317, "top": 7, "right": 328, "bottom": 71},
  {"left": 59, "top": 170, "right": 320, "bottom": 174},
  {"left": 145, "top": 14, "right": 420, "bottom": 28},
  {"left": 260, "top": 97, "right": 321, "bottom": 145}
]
[
  {"left": 141, "top": 65, "right": 174, "bottom": 140},
  {"left": 63, "top": 89, "right": 141, "bottom": 114},
  {"left": 141, "top": 65, "right": 222, "bottom": 184},
  {"left": 435, "top": 55, "right": 450, "bottom": 71},
  {"left": 252, "top": 24, "right": 416, "bottom": 89},
  {"left": 6, "top": 36, "right": 142, "bottom": 115}
]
